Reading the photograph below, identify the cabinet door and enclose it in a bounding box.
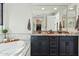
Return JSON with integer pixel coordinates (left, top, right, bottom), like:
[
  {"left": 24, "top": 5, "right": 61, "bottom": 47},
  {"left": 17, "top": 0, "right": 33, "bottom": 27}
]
[
  {"left": 31, "top": 36, "right": 49, "bottom": 56},
  {"left": 59, "top": 36, "right": 78, "bottom": 56},
  {"left": 49, "top": 36, "right": 59, "bottom": 56},
  {"left": 40, "top": 36, "right": 49, "bottom": 56},
  {"left": 31, "top": 36, "right": 40, "bottom": 56},
  {"left": 73, "top": 36, "right": 78, "bottom": 56}
]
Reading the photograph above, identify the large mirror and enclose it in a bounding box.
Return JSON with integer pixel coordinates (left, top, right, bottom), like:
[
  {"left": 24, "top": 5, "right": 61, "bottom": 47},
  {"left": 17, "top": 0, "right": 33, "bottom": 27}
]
[{"left": 32, "top": 4, "right": 77, "bottom": 32}]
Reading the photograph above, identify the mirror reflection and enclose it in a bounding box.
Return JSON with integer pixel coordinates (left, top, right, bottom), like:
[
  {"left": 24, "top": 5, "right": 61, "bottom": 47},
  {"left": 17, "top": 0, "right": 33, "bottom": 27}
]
[{"left": 32, "top": 4, "right": 77, "bottom": 33}]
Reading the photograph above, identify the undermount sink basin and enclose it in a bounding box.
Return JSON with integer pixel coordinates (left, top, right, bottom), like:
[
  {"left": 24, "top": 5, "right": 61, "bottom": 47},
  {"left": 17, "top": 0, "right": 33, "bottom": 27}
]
[
  {"left": 47, "top": 31, "right": 70, "bottom": 34},
  {"left": 57, "top": 31, "right": 69, "bottom": 34}
]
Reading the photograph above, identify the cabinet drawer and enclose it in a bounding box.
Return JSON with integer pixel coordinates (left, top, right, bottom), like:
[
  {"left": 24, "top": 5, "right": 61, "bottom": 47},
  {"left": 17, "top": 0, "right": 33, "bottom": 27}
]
[
  {"left": 50, "top": 41, "right": 57, "bottom": 45},
  {"left": 50, "top": 50, "right": 58, "bottom": 56},
  {"left": 50, "top": 53, "right": 58, "bottom": 56}
]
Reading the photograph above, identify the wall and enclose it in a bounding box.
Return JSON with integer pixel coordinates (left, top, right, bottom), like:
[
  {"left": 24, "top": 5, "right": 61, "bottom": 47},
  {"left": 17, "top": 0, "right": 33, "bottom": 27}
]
[{"left": 3, "top": 3, "right": 32, "bottom": 34}]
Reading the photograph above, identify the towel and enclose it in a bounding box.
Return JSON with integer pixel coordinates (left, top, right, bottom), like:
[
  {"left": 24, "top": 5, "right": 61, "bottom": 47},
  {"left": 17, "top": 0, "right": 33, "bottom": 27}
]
[
  {"left": 75, "top": 15, "right": 79, "bottom": 30},
  {"left": 27, "top": 19, "right": 31, "bottom": 30}
]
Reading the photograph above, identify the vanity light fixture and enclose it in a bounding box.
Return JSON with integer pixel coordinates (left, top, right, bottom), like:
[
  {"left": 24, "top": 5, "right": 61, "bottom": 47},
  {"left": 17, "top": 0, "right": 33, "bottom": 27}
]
[
  {"left": 69, "top": 8, "right": 74, "bottom": 10},
  {"left": 54, "top": 8, "right": 57, "bottom": 10},
  {"left": 41, "top": 8, "right": 45, "bottom": 10}
]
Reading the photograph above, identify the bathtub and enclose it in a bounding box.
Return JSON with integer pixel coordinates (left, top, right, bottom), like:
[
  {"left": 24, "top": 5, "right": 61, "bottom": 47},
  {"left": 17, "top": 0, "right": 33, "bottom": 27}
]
[{"left": 0, "top": 40, "right": 30, "bottom": 56}]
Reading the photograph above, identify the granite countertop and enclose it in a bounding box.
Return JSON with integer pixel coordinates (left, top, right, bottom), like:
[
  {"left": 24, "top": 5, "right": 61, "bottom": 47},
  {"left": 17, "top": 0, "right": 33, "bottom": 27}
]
[{"left": 31, "top": 31, "right": 79, "bottom": 36}]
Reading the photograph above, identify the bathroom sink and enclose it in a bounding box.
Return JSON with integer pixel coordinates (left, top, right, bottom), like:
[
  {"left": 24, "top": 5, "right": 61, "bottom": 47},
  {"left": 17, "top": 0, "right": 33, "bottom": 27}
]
[
  {"left": 57, "top": 31, "right": 69, "bottom": 34},
  {"left": 47, "top": 31, "right": 70, "bottom": 34}
]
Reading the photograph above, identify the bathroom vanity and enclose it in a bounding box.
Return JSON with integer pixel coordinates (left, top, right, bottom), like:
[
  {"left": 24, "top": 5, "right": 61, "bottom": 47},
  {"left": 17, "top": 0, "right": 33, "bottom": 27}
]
[
  {"left": 31, "top": 4, "right": 78, "bottom": 56},
  {"left": 31, "top": 33, "right": 78, "bottom": 56}
]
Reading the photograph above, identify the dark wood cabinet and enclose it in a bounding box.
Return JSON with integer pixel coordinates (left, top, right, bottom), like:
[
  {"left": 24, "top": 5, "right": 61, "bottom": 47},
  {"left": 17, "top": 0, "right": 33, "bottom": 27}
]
[
  {"left": 31, "top": 36, "right": 40, "bottom": 56},
  {"left": 39, "top": 36, "right": 49, "bottom": 56},
  {"left": 59, "top": 36, "right": 78, "bottom": 56},
  {"left": 31, "top": 36, "right": 49, "bottom": 56},
  {"left": 31, "top": 36, "right": 78, "bottom": 56}
]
